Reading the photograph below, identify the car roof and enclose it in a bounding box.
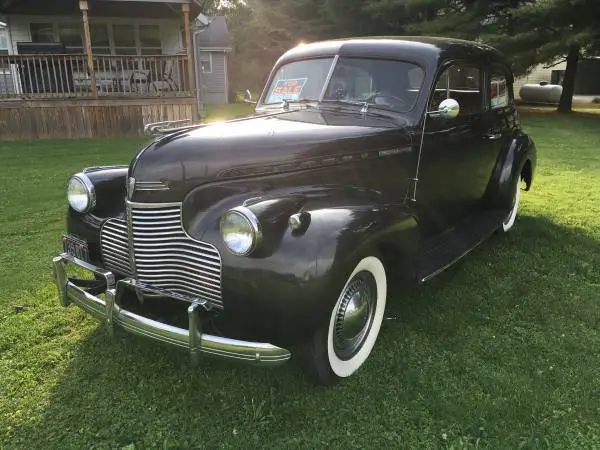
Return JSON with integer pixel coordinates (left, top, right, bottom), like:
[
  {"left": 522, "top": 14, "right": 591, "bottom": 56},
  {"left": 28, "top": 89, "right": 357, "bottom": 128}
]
[{"left": 278, "top": 36, "right": 507, "bottom": 69}]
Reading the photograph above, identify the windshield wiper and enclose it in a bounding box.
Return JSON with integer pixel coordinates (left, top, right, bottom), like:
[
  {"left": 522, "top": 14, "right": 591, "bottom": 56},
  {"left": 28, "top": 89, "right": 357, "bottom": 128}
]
[
  {"left": 319, "top": 99, "right": 397, "bottom": 119},
  {"left": 282, "top": 98, "right": 319, "bottom": 110}
]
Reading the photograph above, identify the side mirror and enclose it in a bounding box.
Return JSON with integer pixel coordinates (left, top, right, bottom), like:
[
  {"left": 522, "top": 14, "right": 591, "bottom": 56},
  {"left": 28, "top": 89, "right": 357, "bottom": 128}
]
[
  {"left": 243, "top": 89, "right": 256, "bottom": 104},
  {"left": 428, "top": 98, "right": 460, "bottom": 119}
]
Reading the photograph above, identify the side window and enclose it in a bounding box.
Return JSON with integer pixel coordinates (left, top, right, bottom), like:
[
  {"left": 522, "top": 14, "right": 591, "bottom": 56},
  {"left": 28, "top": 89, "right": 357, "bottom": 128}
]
[
  {"left": 490, "top": 68, "right": 509, "bottom": 109},
  {"left": 430, "top": 64, "right": 482, "bottom": 116}
]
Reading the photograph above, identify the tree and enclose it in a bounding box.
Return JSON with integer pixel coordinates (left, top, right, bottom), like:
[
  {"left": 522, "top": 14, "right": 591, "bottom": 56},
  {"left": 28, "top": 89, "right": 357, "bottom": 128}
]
[
  {"left": 224, "top": 0, "right": 298, "bottom": 96},
  {"left": 400, "top": 1, "right": 540, "bottom": 75},
  {"left": 508, "top": 0, "right": 600, "bottom": 112},
  {"left": 401, "top": 0, "right": 600, "bottom": 112},
  {"left": 226, "top": 0, "right": 600, "bottom": 112}
]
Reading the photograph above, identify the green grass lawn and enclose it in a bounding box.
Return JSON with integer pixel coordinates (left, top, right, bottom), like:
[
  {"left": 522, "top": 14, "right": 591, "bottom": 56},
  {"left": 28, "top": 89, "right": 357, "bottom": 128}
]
[{"left": 1, "top": 111, "right": 599, "bottom": 449}]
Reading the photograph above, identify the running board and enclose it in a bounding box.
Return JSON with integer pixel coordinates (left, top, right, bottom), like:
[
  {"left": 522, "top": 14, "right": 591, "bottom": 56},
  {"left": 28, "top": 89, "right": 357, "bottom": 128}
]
[{"left": 416, "top": 210, "right": 505, "bottom": 283}]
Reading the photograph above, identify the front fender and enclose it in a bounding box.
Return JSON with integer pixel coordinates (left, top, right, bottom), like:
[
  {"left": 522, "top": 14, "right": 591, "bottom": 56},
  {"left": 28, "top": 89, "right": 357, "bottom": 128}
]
[
  {"left": 313, "top": 203, "right": 419, "bottom": 308},
  {"left": 81, "top": 166, "right": 129, "bottom": 218},
  {"left": 188, "top": 184, "right": 419, "bottom": 346},
  {"left": 66, "top": 166, "right": 129, "bottom": 264}
]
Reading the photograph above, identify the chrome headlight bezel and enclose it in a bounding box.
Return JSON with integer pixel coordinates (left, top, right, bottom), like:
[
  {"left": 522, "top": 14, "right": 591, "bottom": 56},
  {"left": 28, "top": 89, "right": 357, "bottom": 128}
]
[
  {"left": 67, "top": 172, "right": 96, "bottom": 213},
  {"left": 219, "top": 206, "right": 262, "bottom": 256}
]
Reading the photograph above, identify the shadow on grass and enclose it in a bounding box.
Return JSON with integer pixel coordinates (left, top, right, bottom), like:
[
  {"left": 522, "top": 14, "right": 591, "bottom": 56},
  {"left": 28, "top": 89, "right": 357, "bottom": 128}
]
[{"left": 6, "top": 216, "right": 600, "bottom": 449}]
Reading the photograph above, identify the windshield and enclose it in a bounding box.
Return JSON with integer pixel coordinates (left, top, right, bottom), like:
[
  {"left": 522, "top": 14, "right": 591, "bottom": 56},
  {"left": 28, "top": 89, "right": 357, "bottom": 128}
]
[{"left": 263, "top": 57, "right": 425, "bottom": 112}]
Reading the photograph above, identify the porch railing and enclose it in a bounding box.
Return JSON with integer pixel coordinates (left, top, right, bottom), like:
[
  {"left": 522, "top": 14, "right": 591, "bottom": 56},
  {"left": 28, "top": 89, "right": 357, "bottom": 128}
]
[{"left": 0, "top": 53, "right": 193, "bottom": 99}]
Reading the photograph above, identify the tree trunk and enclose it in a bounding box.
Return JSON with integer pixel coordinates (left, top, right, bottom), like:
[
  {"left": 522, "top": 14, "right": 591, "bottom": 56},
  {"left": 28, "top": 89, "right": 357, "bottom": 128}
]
[{"left": 557, "top": 45, "right": 580, "bottom": 113}]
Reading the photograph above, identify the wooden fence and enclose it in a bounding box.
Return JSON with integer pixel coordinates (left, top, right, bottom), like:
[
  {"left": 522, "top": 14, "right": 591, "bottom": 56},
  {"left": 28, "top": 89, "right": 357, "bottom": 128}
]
[{"left": 0, "top": 98, "right": 198, "bottom": 140}]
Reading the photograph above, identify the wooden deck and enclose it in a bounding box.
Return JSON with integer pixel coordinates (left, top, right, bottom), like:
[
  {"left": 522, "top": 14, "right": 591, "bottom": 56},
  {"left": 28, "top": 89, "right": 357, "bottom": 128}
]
[{"left": 0, "top": 97, "right": 198, "bottom": 140}]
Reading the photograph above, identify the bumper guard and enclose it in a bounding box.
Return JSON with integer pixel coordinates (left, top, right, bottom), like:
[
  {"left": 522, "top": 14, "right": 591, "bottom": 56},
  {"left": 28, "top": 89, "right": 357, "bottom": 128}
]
[{"left": 52, "top": 253, "right": 291, "bottom": 367}]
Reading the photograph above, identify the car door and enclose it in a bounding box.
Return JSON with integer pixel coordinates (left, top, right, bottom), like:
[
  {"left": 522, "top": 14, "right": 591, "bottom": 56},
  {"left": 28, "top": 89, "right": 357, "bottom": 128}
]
[
  {"left": 484, "top": 63, "right": 517, "bottom": 184},
  {"left": 416, "top": 62, "right": 492, "bottom": 235}
]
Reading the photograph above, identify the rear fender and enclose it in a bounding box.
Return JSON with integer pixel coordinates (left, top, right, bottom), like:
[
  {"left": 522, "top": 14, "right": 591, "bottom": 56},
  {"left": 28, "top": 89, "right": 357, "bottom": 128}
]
[{"left": 485, "top": 132, "right": 537, "bottom": 209}]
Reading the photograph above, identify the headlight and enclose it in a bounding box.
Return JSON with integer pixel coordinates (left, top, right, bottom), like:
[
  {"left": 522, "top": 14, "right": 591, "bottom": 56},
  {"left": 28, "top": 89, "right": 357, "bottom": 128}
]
[
  {"left": 67, "top": 173, "right": 96, "bottom": 213},
  {"left": 220, "top": 206, "right": 261, "bottom": 256}
]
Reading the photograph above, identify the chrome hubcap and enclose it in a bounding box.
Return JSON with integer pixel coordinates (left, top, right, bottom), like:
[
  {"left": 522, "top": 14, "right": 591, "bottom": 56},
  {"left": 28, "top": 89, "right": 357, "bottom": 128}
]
[{"left": 333, "top": 272, "right": 376, "bottom": 360}]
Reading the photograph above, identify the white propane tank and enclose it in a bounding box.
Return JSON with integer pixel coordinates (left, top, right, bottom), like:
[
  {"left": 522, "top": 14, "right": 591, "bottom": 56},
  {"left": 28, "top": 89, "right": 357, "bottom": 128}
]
[{"left": 519, "top": 82, "right": 563, "bottom": 104}]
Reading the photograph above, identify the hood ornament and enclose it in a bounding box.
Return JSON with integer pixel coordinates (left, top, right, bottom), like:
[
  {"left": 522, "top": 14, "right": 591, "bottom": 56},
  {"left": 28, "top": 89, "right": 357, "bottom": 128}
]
[{"left": 143, "top": 119, "right": 193, "bottom": 136}]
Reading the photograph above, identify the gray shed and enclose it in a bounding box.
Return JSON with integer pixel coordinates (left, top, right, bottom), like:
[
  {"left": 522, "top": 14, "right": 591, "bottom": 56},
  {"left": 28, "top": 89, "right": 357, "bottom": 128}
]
[{"left": 194, "top": 15, "right": 231, "bottom": 105}]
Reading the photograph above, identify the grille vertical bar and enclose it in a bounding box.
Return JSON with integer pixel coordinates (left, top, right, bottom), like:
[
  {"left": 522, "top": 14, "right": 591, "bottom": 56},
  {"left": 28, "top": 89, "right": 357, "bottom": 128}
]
[{"left": 100, "top": 202, "right": 223, "bottom": 308}]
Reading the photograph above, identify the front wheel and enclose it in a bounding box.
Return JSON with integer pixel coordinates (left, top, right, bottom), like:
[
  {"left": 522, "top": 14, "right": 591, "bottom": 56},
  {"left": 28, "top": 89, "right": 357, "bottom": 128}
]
[
  {"left": 299, "top": 255, "right": 387, "bottom": 386},
  {"left": 502, "top": 176, "right": 522, "bottom": 232}
]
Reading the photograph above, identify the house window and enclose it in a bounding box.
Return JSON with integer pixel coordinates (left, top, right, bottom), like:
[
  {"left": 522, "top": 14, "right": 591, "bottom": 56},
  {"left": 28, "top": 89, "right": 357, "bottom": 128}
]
[
  {"left": 198, "top": 51, "right": 212, "bottom": 73},
  {"left": 28, "top": 22, "right": 163, "bottom": 56},
  {"left": 90, "top": 24, "right": 110, "bottom": 54},
  {"left": 0, "top": 26, "right": 8, "bottom": 50},
  {"left": 139, "top": 25, "right": 162, "bottom": 55},
  {"left": 58, "top": 24, "right": 83, "bottom": 52},
  {"left": 30, "top": 23, "right": 55, "bottom": 43},
  {"left": 113, "top": 24, "right": 137, "bottom": 55},
  {"left": 0, "top": 30, "right": 8, "bottom": 72}
]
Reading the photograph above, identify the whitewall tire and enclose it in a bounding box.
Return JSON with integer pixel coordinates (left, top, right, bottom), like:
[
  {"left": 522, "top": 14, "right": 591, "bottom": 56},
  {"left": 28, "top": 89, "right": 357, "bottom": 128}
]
[
  {"left": 502, "top": 176, "right": 521, "bottom": 232},
  {"left": 300, "top": 255, "right": 387, "bottom": 385}
]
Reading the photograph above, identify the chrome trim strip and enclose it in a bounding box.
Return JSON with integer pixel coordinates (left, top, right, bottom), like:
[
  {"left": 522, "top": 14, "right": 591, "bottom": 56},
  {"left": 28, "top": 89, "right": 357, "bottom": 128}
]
[
  {"left": 136, "top": 266, "right": 221, "bottom": 283},
  {"left": 132, "top": 277, "right": 222, "bottom": 296},
  {"left": 131, "top": 238, "right": 220, "bottom": 251},
  {"left": 131, "top": 230, "right": 189, "bottom": 237},
  {"left": 127, "top": 219, "right": 181, "bottom": 226},
  {"left": 135, "top": 181, "right": 171, "bottom": 192},
  {"left": 53, "top": 253, "right": 290, "bottom": 367},
  {"left": 131, "top": 225, "right": 182, "bottom": 231},
  {"left": 134, "top": 250, "right": 220, "bottom": 262},
  {"left": 131, "top": 212, "right": 181, "bottom": 217},
  {"left": 135, "top": 264, "right": 220, "bottom": 278},
  {"left": 318, "top": 54, "right": 340, "bottom": 101},
  {"left": 128, "top": 201, "right": 182, "bottom": 209}
]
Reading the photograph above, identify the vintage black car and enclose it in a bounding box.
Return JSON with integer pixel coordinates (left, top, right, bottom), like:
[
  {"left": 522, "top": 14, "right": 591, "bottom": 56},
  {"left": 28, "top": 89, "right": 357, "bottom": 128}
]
[{"left": 53, "top": 37, "right": 536, "bottom": 385}]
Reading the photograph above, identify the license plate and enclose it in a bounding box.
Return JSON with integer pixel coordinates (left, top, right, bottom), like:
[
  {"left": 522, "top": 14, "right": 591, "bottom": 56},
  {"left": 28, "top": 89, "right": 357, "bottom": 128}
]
[{"left": 63, "top": 235, "right": 90, "bottom": 262}]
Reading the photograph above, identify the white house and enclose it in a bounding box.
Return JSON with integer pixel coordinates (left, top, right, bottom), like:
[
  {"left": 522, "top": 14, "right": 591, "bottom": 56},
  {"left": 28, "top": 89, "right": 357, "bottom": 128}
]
[
  {"left": 0, "top": 0, "right": 231, "bottom": 139},
  {"left": 0, "top": 0, "right": 230, "bottom": 102}
]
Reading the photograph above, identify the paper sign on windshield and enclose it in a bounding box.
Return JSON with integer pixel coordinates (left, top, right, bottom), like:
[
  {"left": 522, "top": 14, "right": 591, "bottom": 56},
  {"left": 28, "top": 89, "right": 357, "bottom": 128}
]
[{"left": 268, "top": 78, "right": 307, "bottom": 103}]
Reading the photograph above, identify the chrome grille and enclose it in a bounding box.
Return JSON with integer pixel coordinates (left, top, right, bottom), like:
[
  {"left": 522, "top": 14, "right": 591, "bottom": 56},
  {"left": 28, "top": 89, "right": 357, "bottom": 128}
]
[
  {"left": 101, "top": 218, "right": 132, "bottom": 276},
  {"left": 100, "top": 202, "right": 223, "bottom": 308}
]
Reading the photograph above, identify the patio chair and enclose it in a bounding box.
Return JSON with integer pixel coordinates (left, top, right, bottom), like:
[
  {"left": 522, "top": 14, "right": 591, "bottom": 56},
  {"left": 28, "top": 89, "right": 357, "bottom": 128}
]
[{"left": 129, "top": 58, "right": 179, "bottom": 95}]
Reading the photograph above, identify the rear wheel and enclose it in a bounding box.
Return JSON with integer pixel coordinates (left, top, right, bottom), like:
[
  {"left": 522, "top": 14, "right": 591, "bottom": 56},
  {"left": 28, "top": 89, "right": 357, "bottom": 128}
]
[
  {"left": 300, "top": 255, "right": 387, "bottom": 386},
  {"left": 502, "top": 176, "right": 522, "bottom": 232}
]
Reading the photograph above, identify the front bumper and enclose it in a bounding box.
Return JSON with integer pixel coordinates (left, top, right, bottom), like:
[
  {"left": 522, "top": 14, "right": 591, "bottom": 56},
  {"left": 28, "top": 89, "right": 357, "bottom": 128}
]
[{"left": 52, "top": 253, "right": 291, "bottom": 367}]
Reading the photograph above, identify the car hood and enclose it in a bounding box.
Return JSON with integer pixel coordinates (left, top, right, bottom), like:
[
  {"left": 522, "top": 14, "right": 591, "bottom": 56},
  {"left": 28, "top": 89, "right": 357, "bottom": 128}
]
[{"left": 129, "top": 109, "right": 411, "bottom": 200}]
